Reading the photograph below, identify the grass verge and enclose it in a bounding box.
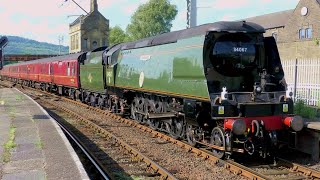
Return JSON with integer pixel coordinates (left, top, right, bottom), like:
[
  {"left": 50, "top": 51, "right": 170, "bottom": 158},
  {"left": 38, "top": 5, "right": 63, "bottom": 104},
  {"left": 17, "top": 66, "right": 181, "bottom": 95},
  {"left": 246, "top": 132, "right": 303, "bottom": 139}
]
[
  {"left": 34, "top": 139, "right": 43, "bottom": 149},
  {"left": 2, "top": 125, "right": 17, "bottom": 163}
]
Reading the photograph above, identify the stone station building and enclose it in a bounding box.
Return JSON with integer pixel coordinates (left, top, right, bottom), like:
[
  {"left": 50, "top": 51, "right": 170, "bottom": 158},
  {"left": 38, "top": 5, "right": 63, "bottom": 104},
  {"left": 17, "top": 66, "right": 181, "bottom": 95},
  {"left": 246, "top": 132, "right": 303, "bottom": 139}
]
[
  {"left": 69, "top": 0, "right": 109, "bottom": 53},
  {"left": 246, "top": 0, "right": 320, "bottom": 60},
  {"left": 246, "top": 0, "right": 320, "bottom": 107}
]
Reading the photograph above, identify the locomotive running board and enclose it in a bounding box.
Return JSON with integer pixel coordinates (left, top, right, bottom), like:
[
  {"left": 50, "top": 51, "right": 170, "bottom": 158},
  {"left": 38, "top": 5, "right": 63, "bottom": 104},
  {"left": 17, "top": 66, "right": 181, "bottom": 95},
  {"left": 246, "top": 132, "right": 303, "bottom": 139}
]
[
  {"left": 135, "top": 111, "right": 177, "bottom": 119},
  {"left": 197, "top": 141, "right": 244, "bottom": 153},
  {"left": 148, "top": 113, "right": 176, "bottom": 119}
]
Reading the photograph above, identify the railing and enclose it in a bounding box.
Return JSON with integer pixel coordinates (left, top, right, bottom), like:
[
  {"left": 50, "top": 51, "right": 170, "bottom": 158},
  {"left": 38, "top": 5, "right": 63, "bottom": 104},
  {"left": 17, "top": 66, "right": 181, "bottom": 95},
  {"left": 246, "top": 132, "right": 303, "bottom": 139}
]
[{"left": 282, "top": 58, "right": 320, "bottom": 107}]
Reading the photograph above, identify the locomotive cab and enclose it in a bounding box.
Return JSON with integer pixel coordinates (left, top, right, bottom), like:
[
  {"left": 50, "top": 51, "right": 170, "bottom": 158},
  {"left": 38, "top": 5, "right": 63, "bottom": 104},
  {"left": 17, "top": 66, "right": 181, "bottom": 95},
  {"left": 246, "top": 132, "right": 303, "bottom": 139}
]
[{"left": 199, "top": 21, "right": 303, "bottom": 158}]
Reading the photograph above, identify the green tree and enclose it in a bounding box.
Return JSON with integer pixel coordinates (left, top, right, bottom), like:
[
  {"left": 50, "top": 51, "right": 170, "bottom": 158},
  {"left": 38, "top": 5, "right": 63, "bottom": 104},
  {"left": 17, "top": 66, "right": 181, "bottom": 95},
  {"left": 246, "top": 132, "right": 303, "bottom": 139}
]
[
  {"left": 126, "top": 0, "right": 178, "bottom": 40},
  {"left": 109, "top": 26, "right": 129, "bottom": 46}
]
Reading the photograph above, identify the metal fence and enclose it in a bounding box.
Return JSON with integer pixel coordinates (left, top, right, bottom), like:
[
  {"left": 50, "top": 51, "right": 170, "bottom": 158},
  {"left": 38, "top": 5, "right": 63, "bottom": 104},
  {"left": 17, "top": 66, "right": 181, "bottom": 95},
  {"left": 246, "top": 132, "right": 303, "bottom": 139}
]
[{"left": 282, "top": 58, "right": 320, "bottom": 107}]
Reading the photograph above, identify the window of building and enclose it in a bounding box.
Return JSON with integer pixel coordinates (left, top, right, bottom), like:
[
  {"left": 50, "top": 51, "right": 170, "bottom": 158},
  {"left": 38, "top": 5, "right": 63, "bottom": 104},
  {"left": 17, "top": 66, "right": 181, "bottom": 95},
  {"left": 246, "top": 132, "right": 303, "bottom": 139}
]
[
  {"left": 92, "top": 41, "right": 97, "bottom": 48},
  {"left": 71, "top": 63, "right": 75, "bottom": 76},
  {"left": 272, "top": 32, "right": 278, "bottom": 41},
  {"left": 306, "top": 28, "right": 312, "bottom": 38},
  {"left": 299, "top": 28, "right": 305, "bottom": 39},
  {"left": 75, "top": 34, "right": 79, "bottom": 49},
  {"left": 84, "top": 38, "right": 88, "bottom": 49},
  {"left": 71, "top": 35, "right": 74, "bottom": 50},
  {"left": 102, "top": 38, "right": 106, "bottom": 46}
]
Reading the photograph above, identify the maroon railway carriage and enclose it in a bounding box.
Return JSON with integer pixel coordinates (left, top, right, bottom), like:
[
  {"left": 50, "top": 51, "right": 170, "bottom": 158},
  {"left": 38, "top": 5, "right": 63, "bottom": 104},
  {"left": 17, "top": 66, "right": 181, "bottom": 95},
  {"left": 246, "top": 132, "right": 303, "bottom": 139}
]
[
  {"left": 19, "top": 64, "right": 29, "bottom": 80},
  {"left": 0, "top": 65, "right": 9, "bottom": 78},
  {"left": 27, "top": 63, "right": 39, "bottom": 82},
  {"left": 0, "top": 53, "right": 81, "bottom": 96},
  {"left": 9, "top": 66, "right": 19, "bottom": 79}
]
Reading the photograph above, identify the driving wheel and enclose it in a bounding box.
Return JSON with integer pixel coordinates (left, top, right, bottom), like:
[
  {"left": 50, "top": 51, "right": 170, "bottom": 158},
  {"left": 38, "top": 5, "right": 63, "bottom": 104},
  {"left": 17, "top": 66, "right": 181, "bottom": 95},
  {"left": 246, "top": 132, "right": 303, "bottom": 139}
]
[{"left": 210, "top": 127, "right": 226, "bottom": 159}]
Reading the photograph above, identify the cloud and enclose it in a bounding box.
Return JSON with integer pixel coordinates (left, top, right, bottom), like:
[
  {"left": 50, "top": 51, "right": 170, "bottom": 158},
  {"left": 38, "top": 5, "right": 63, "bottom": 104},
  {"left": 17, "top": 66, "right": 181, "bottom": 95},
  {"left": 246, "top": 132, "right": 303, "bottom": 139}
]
[
  {"left": 211, "top": 0, "right": 250, "bottom": 9},
  {"left": 261, "top": 0, "right": 273, "bottom": 3},
  {"left": 221, "top": 14, "right": 237, "bottom": 21},
  {"left": 123, "top": 4, "right": 138, "bottom": 14},
  {"left": 0, "top": 0, "right": 301, "bottom": 47},
  {"left": 120, "top": 0, "right": 152, "bottom": 15}
]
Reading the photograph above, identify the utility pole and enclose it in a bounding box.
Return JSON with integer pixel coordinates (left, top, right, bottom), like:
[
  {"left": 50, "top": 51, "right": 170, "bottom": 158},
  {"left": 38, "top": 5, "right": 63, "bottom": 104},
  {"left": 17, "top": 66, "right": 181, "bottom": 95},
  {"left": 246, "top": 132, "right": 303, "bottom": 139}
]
[
  {"left": 186, "top": 0, "right": 197, "bottom": 28},
  {"left": 187, "top": 0, "right": 212, "bottom": 29},
  {"left": 58, "top": 35, "right": 64, "bottom": 55}
]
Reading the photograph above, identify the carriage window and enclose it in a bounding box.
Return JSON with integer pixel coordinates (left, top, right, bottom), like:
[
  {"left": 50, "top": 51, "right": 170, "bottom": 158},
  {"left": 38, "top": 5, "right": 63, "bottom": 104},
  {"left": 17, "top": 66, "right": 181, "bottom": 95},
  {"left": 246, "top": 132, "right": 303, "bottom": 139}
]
[
  {"left": 71, "top": 63, "right": 75, "bottom": 76},
  {"left": 49, "top": 64, "right": 52, "bottom": 75},
  {"left": 67, "top": 62, "right": 70, "bottom": 76}
]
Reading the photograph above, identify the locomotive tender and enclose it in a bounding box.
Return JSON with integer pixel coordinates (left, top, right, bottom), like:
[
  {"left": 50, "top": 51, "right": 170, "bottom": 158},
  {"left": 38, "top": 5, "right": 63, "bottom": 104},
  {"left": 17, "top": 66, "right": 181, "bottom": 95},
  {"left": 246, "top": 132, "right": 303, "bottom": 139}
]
[{"left": 0, "top": 21, "right": 304, "bottom": 158}]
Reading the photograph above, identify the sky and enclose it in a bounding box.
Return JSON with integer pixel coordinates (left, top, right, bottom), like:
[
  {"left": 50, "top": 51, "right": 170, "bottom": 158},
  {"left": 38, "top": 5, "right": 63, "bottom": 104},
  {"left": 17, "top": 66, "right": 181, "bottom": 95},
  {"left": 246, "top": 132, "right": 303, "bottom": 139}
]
[{"left": 0, "top": 0, "right": 300, "bottom": 46}]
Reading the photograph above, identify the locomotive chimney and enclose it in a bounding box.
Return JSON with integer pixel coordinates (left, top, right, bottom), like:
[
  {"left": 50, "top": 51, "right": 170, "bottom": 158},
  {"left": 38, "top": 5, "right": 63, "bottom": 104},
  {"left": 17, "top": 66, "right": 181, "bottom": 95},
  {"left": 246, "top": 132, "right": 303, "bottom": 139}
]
[{"left": 91, "top": 0, "right": 98, "bottom": 12}]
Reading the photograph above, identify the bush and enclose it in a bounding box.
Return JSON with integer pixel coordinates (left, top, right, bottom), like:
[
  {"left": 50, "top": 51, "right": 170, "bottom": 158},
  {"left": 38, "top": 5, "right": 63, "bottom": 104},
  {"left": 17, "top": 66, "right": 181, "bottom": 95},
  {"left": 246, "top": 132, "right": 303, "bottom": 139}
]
[{"left": 294, "top": 100, "right": 317, "bottom": 119}]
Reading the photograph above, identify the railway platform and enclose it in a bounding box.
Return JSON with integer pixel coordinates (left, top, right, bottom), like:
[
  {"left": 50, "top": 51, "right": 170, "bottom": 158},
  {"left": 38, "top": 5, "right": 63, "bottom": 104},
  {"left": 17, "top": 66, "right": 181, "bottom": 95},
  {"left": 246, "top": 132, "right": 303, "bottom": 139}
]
[
  {"left": 295, "top": 119, "right": 320, "bottom": 161},
  {"left": 0, "top": 88, "right": 89, "bottom": 180}
]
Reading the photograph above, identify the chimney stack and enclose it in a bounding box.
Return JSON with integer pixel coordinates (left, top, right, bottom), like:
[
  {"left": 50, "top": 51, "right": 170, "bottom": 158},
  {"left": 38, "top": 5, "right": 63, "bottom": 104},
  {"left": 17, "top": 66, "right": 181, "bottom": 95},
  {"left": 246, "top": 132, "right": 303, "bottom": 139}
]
[{"left": 91, "top": 0, "right": 98, "bottom": 12}]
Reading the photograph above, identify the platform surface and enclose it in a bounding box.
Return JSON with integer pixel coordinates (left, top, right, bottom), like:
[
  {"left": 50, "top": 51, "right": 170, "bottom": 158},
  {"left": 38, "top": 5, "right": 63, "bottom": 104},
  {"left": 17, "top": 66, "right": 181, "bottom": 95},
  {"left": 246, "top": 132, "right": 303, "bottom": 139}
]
[
  {"left": 0, "top": 88, "right": 88, "bottom": 180},
  {"left": 305, "top": 122, "right": 320, "bottom": 130},
  {"left": 305, "top": 118, "right": 320, "bottom": 131}
]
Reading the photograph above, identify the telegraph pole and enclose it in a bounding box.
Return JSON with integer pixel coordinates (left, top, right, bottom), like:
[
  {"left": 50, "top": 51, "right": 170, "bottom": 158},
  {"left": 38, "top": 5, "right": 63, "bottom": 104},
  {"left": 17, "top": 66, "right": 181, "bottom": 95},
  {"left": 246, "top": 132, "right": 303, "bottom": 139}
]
[{"left": 186, "top": 0, "right": 197, "bottom": 28}]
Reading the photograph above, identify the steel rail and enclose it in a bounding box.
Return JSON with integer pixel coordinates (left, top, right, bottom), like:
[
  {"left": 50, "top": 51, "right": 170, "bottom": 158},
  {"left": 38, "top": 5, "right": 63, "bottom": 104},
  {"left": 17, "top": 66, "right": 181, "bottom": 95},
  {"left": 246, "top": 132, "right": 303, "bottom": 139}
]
[
  {"left": 26, "top": 88, "right": 268, "bottom": 180},
  {"left": 276, "top": 157, "right": 320, "bottom": 179},
  {"left": 0, "top": 81, "right": 268, "bottom": 179},
  {"left": 45, "top": 89, "right": 320, "bottom": 179},
  {"left": 51, "top": 113, "right": 112, "bottom": 180},
  {"left": 3, "top": 80, "right": 320, "bottom": 180},
  {"left": 36, "top": 94, "right": 178, "bottom": 180}
]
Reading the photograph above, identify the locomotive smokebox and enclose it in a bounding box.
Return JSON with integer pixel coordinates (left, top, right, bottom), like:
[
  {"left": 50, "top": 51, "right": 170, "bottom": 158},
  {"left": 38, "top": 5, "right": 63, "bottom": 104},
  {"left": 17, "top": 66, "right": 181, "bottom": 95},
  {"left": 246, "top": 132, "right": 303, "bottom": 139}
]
[
  {"left": 283, "top": 116, "right": 304, "bottom": 132},
  {"left": 225, "top": 119, "right": 246, "bottom": 135}
]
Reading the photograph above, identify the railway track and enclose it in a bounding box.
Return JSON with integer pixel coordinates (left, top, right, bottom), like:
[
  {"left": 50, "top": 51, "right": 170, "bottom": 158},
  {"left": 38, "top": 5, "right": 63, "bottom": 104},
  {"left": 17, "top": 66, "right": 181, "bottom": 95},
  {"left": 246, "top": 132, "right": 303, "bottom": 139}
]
[
  {"left": 52, "top": 115, "right": 112, "bottom": 180},
  {"left": 27, "top": 92, "right": 178, "bottom": 179},
  {"left": 2, "top": 80, "right": 320, "bottom": 179},
  {"left": 227, "top": 158, "right": 320, "bottom": 180}
]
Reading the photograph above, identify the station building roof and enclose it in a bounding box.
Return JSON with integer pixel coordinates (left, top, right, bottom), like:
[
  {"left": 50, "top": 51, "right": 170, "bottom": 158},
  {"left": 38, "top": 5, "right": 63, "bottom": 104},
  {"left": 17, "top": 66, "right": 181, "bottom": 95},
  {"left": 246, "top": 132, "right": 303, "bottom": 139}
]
[{"left": 244, "top": 10, "right": 293, "bottom": 30}]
